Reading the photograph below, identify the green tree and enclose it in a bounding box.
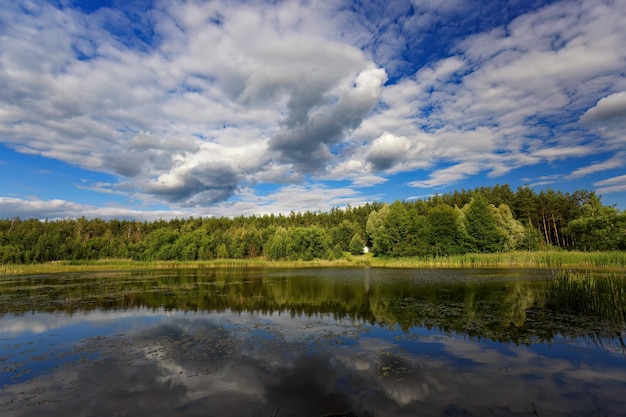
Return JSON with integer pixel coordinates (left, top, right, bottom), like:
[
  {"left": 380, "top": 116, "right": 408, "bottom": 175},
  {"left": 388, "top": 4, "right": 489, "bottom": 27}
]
[
  {"left": 427, "top": 205, "right": 469, "bottom": 256},
  {"left": 265, "top": 227, "right": 291, "bottom": 260},
  {"left": 216, "top": 243, "right": 229, "bottom": 259},
  {"left": 366, "top": 204, "right": 391, "bottom": 255},
  {"left": 384, "top": 201, "right": 412, "bottom": 256},
  {"left": 140, "top": 228, "right": 180, "bottom": 260},
  {"left": 349, "top": 232, "right": 365, "bottom": 255},
  {"left": 494, "top": 204, "right": 526, "bottom": 251},
  {"left": 0, "top": 244, "right": 23, "bottom": 263},
  {"left": 289, "top": 226, "right": 331, "bottom": 260},
  {"left": 463, "top": 195, "right": 504, "bottom": 253},
  {"left": 519, "top": 222, "right": 543, "bottom": 251},
  {"left": 330, "top": 220, "right": 360, "bottom": 252},
  {"left": 565, "top": 196, "right": 626, "bottom": 251}
]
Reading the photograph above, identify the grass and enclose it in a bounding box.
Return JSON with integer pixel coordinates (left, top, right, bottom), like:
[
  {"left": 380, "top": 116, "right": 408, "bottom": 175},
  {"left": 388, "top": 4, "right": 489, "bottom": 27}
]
[
  {"left": 0, "top": 258, "right": 360, "bottom": 275},
  {"left": 545, "top": 270, "right": 626, "bottom": 325},
  {"left": 354, "top": 250, "right": 626, "bottom": 269},
  {"left": 2, "top": 250, "right": 626, "bottom": 276}
]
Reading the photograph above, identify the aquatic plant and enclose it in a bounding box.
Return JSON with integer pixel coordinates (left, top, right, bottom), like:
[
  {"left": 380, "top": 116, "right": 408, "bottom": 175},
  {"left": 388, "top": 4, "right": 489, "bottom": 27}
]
[{"left": 545, "top": 270, "right": 626, "bottom": 326}]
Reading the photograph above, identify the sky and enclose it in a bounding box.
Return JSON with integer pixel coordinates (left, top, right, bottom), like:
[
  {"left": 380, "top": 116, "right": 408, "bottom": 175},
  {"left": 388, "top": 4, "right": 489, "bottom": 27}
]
[{"left": 0, "top": 0, "right": 625, "bottom": 221}]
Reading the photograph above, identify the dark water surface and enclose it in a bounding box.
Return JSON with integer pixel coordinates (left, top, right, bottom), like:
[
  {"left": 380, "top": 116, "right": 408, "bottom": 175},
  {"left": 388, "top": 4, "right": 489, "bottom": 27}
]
[{"left": 1, "top": 268, "right": 625, "bottom": 416}]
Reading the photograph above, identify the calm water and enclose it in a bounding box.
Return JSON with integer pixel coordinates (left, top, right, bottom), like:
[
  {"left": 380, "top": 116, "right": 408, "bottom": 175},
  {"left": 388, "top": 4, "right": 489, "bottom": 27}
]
[{"left": 1, "top": 268, "right": 625, "bottom": 417}]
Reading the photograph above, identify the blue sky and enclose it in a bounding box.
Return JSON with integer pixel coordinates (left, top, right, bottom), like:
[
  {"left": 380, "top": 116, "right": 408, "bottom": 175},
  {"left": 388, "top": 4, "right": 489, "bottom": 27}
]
[{"left": 1, "top": 0, "right": 625, "bottom": 220}]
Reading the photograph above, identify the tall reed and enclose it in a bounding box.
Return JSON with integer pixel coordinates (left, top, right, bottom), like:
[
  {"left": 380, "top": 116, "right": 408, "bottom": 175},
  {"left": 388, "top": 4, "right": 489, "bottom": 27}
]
[
  {"left": 545, "top": 270, "right": 626, "bottom": 325},
  {"left": 2, "top": 250, "right": 626, "bottom": 275}
]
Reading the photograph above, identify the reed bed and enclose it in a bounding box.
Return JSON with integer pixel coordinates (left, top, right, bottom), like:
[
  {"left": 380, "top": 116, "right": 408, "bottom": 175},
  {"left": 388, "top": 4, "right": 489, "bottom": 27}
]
[
  {"left": 545, "top": 270, "right": 626, "bottom": 325},
  {"left": 367, "top": 251, "right": 626, "bottom": 269},
  {"left": 0, "top": 258, "right": 358, "bottom": 275},
  {"left": 1, "top": 250, "right": 625, "bottom": 275}
]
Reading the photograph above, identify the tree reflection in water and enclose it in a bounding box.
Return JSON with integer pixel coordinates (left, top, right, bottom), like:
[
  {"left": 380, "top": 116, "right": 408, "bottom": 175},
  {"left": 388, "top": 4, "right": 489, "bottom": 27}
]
[{"left": 0, "top": 268, "right": 625, "bottom": 416}]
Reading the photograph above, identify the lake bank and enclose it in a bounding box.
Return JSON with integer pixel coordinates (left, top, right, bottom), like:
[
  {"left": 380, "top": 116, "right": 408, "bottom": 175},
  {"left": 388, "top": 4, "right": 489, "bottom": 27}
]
[{"left": 2, "top": 250, "right": 625, "bottom": 275}]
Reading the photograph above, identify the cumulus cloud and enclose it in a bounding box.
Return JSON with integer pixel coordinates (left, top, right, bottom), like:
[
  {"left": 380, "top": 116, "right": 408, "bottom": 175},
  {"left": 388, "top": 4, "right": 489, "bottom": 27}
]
[
  {"left": 353, "top": 0, "right": 626, "bottom": 190},
  {"left": 352, "top": 175, "right": 388, "bottom": 187},
  {"left": 0, "top": 182, "right": 379, "bottom": 220},
  {"left": 0, "top": 0, "right": 383, "bottom": 208},
  {"left": 268, "top": 66, "right": 387, "bottom": 173},
  {"left": 367, "top": 132, "right": 412, "bottom": 170},
  {"left": 146, "top": 162, "right": 241, "bottom": 205},
  {"left": 1, "top": 0, "right": 626, "bottom": 217},
  {"left": 581, "top": 91, "right": 626, "bottom": 122}
]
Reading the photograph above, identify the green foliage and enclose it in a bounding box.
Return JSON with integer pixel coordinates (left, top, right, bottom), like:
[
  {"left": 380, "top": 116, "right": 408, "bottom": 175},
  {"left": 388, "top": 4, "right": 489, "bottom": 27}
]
[
  {"left": 331, "top": 220, "right": 360, "bottom": 252},
  {"left": 565, "top": 196, "right": 626, "bottom": 251},
  {"left": 0, "top": 184, "right": 623, "bottom": 264},
  {"left": 427, "top": 205, "right": 469, "bottom": 256},
  {"left": 216, "top": 243, "right": 228, "bottom": 259},
  {"left": 265, "top": 227, "right": 291, "bottom": 260},
  {"left": 463, "top": 194, "right": 505, "bottom": 253},
  {"left": 366, "top": 204, "right": 391, "bottom": 255},
  {"left": 289, "top": 226, "right": 331, "bottom": 260},
  {"left": 493, "top": 204, "right": 526, "bottom": 251},
  {"left": 0, "top": 244, "right": 23, "bottom": 264},
  {"left": 349, "top": 232, "right": 365, "bottom": 255},
  {"left": 519, "top": 222, "right": 544, "bottom": 251}
]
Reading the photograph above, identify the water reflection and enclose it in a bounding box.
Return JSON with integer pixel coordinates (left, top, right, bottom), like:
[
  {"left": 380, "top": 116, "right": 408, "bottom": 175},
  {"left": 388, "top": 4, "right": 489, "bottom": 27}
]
[
  {"left": 2, "top": 268, "right": 624, "bottom": 344},
  {"left": 1, "top": 268, "right": 625, "bottom": 416}
]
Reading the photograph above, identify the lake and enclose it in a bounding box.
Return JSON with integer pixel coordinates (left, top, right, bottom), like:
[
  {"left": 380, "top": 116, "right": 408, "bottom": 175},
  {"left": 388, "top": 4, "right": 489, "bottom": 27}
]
[{"left": 1, "top": 268, "right": 625, "bottom": 416}]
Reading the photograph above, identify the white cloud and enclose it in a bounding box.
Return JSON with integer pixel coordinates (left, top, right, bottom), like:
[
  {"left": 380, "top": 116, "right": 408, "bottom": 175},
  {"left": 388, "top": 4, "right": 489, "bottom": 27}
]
[
  {"left": 593, "top": 174, "right": 626, "bottom": 195},
  {"left": 531, "top": 146, "right": 597, "bottom": 161},
  {"left": 519, "top": 174, "right": 563, "bottom": 188},
  {"left": 566, "top": 152, "right": 626, "bottom": 179},
  {"left": 408, "top": 162, "right": 481, "bottom": 188},
  {"left": 220, "top": 184, "right": 377, "bottom": 217},
  {"left": 1, "top": 0, "right": 626, "bottom": 216},
  {"left": 268, "top": 65, "right": 387, "bottom": 172},
  {"left": 0, "top": 181, "right": 381, "bottom": 220},
  {"left": 355, "top": 0, "right": 626, "bottom": 189},
  {"left": 0, "top": 197, "right": 189, "bottom": 221},
  {"left": 0, "top": 0, "right": 383, "bottom": 209},
  {"left": 352, "top": 175, "right": 388, "bottom": 187},
  {"left": 414, "top": 57, "right": 466, "bottom": 90},
  {"left": 581, "top": 91, "right": 626, "bottom": 122},
  {"left": 367, "top": 132, "right": 412, "bottom": 170}
]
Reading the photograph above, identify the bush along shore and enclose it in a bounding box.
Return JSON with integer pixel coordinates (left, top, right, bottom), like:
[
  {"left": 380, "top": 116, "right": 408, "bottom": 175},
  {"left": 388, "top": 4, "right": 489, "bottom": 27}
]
[{"left": 1, "top": 185, "right": 625, "bottom": 269}]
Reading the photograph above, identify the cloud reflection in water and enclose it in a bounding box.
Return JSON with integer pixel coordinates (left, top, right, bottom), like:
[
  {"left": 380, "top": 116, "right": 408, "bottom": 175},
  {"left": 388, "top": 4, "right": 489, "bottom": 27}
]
[{"left": 2, "top": 308, "right": 625, "bottom": 417}]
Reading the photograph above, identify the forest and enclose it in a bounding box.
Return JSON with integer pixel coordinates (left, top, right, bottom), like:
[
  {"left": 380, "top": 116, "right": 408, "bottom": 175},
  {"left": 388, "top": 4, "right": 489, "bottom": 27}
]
[{"left": 1, "top": 184, "right": 625, "bottom": 264}]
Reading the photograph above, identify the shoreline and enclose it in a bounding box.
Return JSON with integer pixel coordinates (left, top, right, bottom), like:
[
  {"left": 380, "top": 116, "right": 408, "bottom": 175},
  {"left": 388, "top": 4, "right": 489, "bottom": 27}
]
[{"left": 2, "top": 250, "right": 625, "bottom": 276}]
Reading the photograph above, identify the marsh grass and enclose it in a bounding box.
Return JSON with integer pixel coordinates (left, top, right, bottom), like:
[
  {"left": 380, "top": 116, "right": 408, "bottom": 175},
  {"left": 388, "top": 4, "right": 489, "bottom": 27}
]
[
  {"left": 546, "top": 270, "right": 626, "bottom": 325},
  {"left": 1, "top": 250, "right": 625, "bottom": 275},
  {"left": 363, "top": 251, "right": 626, "bottom": 269}
]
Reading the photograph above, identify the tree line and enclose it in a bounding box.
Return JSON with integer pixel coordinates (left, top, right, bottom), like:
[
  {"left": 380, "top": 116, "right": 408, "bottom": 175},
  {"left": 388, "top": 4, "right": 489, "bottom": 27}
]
[{"left": 1, "top": 185, "right": 625, "bottom": 264}]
